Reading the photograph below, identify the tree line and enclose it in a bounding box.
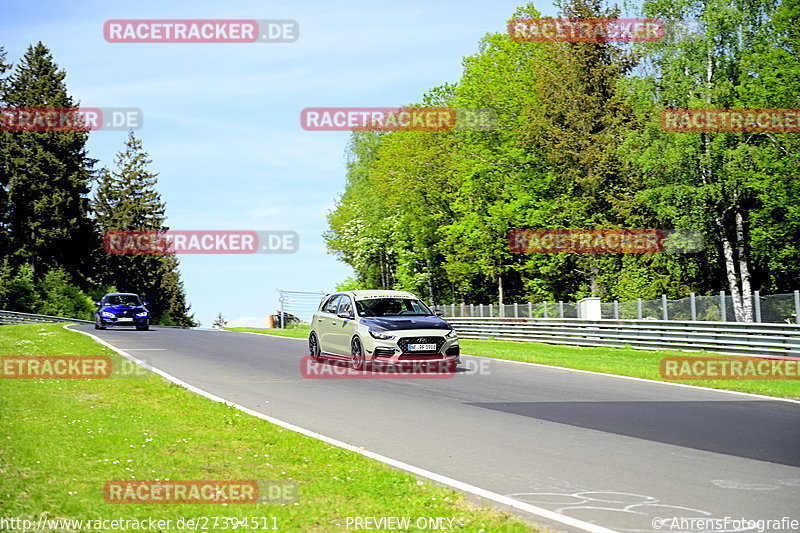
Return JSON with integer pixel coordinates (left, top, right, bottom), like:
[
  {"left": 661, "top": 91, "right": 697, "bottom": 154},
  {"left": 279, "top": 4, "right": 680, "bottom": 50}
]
[
  {"left": 0, "top": 42, "right": 196, "bottom": 326},
  {"left": 324, "top": 0, "right": 799, "bottom": 321}
]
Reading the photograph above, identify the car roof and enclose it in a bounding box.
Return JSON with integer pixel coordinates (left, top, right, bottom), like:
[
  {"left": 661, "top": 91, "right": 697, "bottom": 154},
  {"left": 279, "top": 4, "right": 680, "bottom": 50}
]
[
  {"left": 333, "top": 290, "right": 419, "bottom": 301},
  {"left": 104, "top": 293, "right": 141, "bottom": 297}
]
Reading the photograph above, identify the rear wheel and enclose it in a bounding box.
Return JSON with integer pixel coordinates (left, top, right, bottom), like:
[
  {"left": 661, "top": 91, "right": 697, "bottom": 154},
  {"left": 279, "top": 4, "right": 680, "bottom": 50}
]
[
  {"left": 308, "top": 332, "right": 321, "bottom": 361},
  {"left": 351, "top": 337, "right": 367, "bottom": 371}
]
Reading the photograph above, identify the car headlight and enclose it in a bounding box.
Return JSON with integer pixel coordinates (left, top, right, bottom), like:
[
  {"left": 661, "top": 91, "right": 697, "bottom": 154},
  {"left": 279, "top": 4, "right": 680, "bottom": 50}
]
[
  {"left": 101, "top": 311, "right": 115, "bottom": 318},
  {"left": 445, "top": 328, "right": 458, "bottom": 339},
  {"left": 135, "top": 312, "right": 148, "bottom": 317},
  {"left": 368, "top": 328, "right": 395, "bottom": 340}
]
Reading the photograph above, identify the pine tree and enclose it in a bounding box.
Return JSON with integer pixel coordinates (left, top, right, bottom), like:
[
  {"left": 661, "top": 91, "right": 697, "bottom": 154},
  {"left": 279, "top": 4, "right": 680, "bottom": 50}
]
[
  {"left": 1, "top": 42, "right": 96, "bottom": 284},
  {"left": 93, "top": 132, "right": 196, "bottom": 326}
]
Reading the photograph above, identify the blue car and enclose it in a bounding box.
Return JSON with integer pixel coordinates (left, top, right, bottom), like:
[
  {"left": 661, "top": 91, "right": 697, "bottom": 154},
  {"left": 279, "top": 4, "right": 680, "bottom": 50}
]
[{"left": 95, "top": 293, "right": 150, "bottom": 331}]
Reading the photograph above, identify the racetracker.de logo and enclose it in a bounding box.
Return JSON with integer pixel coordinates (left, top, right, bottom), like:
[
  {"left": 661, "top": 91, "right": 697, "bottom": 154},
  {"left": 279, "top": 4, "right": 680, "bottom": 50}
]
[
  {"left": 300, "top": 107, "right": 498, "bottom": 132},
  {"left": 508, "top": 18, "right": 663, "bottom": 42},
  {"left": 660, "top": 109, "right": 800, "bottom": 132},
  {"left": 509, "top": 229, "right": 665, "bottom": 253},
  {"left": 103, "top": 19, "right": 298, "bottom": 43},
  {"left": 300, "top": 357, "right": 456, "bottom": 379},
  {"left": 103, "top": 480, "right": 297, "bottom": 504},
  {"left": 1, "top": 108, "right": 143, "bottom": 131},
  {"left": 660, "top": 357, "right": 800, "bottom": 380},
  {"left": 1, "top": 356, "right": 112, "bottom": 379},
  {"left": 103, "top": 230, "right": 298, "bottom": 254}
]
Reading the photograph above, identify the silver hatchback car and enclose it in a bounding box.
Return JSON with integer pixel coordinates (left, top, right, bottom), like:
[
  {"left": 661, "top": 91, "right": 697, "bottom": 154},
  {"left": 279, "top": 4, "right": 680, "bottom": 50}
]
[{"left": 308, "top": 290, "right": 460, "bottom": 371}]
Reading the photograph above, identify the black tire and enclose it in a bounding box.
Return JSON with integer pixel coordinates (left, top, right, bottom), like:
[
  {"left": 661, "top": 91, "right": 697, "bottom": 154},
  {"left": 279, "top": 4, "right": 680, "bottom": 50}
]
[
  {"left": 136, "top": 322, "right": 149, "bottom": 331},
  {"left": 95, "top": 318, "right": 106, "bottom": 330},
  {"left": 351, "top": 337, "right": 367, "bottom": 371},
  {"left": 308, "top": 332, "right": 321, "bottom": 361}
]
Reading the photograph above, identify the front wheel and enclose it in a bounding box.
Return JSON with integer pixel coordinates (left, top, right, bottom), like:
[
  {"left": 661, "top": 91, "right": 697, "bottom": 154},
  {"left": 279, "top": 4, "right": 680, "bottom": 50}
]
[
  {"left": 308, "top": 332, "right": 321, "bottom": 361},
  {"left": 136, "top": 321, "right": 149, "bottom": 331},
  {"left": 351, "top": 337, "right": 367, "bottom": 371},
  {"left": 95, "top": 318, "right": 106, "bottom": 330}
]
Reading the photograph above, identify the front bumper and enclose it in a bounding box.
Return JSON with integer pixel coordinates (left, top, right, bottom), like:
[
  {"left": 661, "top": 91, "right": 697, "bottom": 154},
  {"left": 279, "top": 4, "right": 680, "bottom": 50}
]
[
  {"left": 362, "top": 328, "right": 460, "bottom": 366},
  {"left": 98, "top": 316, "right": 149, "bottom": 327}
]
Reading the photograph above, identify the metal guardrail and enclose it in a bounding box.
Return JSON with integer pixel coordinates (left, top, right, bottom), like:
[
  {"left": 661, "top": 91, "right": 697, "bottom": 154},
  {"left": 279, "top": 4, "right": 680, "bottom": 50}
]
[
  {"left": 0, "top": 310, "right": 94, "bottom": 325},
  {"left": 446, "top": 317, "right": 800, "bottom": 358}
]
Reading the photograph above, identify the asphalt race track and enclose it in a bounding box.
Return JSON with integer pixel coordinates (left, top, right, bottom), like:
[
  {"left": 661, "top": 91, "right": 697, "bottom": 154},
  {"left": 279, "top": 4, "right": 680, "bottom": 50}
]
[{"left": 70, "top": 325, "right": 800, "bottom": 533}]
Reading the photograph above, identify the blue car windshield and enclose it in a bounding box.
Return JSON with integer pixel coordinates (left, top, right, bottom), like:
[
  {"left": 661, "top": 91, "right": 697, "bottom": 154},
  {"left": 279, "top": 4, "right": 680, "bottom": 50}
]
[
  {"left": 356, "top": 298, "right": 432, "bottom": 317},
  {"left": 107, "top": 295, "right": 142, "bottom": 306}
]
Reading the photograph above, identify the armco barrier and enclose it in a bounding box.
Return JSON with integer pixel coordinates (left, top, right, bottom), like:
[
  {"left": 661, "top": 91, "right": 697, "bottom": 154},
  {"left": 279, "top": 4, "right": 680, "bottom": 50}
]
[
  {"left": 446, "top": 317, "right": 800, "bottom": 358},
  {"left": 0, "top": 310, "right": 93, "bottom": 325}
]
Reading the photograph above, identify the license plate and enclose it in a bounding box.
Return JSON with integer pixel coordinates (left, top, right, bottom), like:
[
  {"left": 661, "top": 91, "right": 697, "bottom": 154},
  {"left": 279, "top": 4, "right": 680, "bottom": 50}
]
[
  {"left": 117, "top": 317, "right": 133, "bottom": 322},
  {"left": 408, "top": 343, "right": 436, "bottom": 351}
]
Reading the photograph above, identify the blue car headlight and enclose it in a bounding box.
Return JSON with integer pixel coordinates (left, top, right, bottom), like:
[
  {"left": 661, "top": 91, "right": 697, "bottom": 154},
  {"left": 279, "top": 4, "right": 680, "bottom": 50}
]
[
  {"left": 135, "top": 312, "right": 148, "bottom": 317},
  {"left": 101, "top": 311, "right": 115, "bottom": 318},
  {"left": 368, "top": 328, "right": 395, "bottom": 340}
]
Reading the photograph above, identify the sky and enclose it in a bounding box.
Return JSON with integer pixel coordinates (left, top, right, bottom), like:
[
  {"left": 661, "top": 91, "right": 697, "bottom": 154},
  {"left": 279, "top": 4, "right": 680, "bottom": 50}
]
[{"left": 1, "top": 0, "right": 561, "bottom": 327}]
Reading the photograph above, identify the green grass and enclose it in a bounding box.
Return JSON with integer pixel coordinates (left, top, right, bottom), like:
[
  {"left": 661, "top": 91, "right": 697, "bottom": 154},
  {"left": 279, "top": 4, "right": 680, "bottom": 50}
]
[
  {"left": 0, "top": 323, "right": 541, "bottom": 532},
  {"left": 235, "top": 326, "right": 798, "bottom": 400},
  {"left": 459, "top": 339, "right": 800, "bottom": 400},
  {"left": 229, "top": 325, "right": 310, "bottom": 339}
]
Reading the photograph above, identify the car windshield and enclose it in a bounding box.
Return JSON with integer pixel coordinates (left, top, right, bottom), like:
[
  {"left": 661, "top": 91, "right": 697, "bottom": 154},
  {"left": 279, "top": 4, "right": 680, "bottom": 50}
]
[
  {"left": 356, "top": 298, "right": 432, "bottom": 317},
  {"left": 107, "top": 295, "right": 142, "bottom": 306}
]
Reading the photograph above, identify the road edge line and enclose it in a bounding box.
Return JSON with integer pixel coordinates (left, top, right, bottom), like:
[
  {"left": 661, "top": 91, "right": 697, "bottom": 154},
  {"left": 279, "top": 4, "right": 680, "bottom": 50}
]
[
  {"left": 65, "top": 325, "right": 619, "bottom": 533},
  {"left": 221, "top": 330, "right": 800, "bottom": 404}
]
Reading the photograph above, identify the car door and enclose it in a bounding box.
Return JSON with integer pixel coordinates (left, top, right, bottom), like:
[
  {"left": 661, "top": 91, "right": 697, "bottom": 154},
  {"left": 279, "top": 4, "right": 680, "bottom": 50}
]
[
  {"left": 329, "top": 295, "right": 357, "bottom": 355},
  {"left": 316, "top": 294, "right": 340, "bottom": 353}
]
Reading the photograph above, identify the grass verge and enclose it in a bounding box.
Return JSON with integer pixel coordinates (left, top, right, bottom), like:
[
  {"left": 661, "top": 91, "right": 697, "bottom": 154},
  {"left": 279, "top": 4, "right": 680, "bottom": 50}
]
[
  {"left": 458, "top": 339, "right": 799, "bottom": 400},
  {"left": 233, "top": 326, "right": 798, "bottom": 400},
  {"left": 0, "top": 323, "right": 540, "bottom": 532},
  {"left": 229, "top": 326, "right": 309, "bottom": 339}
]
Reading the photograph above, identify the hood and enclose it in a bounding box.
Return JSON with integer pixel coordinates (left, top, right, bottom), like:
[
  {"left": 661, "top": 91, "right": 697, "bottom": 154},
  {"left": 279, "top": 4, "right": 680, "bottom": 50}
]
[
  {"left": 102, "top": 303, "right": 147, "bottom": 312},
  {"left": 360, "top": 315, "right": 451, "bottom": 331}
]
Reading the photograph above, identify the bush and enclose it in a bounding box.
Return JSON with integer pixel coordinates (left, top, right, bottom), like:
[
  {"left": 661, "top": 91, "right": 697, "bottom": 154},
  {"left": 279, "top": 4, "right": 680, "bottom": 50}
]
[{"left": 37, "top": 268, "right": 95, "bottom": 320}]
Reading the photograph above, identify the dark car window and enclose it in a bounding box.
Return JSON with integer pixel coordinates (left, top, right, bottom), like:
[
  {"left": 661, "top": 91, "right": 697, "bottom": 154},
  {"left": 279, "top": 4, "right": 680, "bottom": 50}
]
[
  {"left": 356, "top": 298, "right": 432, "bottom": 317},
  {"left": 337, "top": 296, "right": 354, "bottom": 318},
  {"left": 105, "top": 295, "right": 142, "bottom": 306},
  {"left": 322, "top": 295, "right": 341, "bottom": 314}
]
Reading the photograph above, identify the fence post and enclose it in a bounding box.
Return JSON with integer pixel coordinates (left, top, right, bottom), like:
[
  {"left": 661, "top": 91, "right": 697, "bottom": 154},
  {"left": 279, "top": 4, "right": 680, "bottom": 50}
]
[
  {"left": 451, "top": 303, "right": 455, "bottom": 317},
  {"left": 479, "top": 304, "right": 483, "bottom": 317},
  {"left": 514, "top": 302, "right": 519, "bottom": 318},
  {"left": 662, "top": 294, "right": 668, "bottom": 320},
  {"left": 795, "top": 291, "right": 800, "bottom": 325},
  {"left": 488, "top": 303, "right": 493, "bottom": 317},
  {"left": 754, "top": 290, "right": 761, "bottom": 323},
  {"left": 613, "top": 300, "right": 619, "bottom": 320},
  {"left": 690, "top": 292, "right": 696, "bottom": 321},
  {"left": 470, "top": 303, "right": 474, "bottom": 317},
  {"left": 528, "top": 302, "right": 533, "bottom": 318},
  {"left": 559, "top": 301, "right": 564, "bottom": 318},
  {"left": 543, "top": 301, "right": 549, "bottom": 318},
  {"left": 637, "top": 298, "right": 642, "bottom": 320},
  {"left": 461, "top": 303, "right": 465, "bottom": 317},
  {"left": 720, "top": 291, "right": 727, "bottom": 322}
]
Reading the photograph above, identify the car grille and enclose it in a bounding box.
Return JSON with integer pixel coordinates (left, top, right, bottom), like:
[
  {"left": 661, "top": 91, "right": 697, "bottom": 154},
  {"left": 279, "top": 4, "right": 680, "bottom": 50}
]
[
  {"left": 397, "top": 336, "right": 445, "bottom": 355},
  {"left": 114, "top": 311, "right": 135, "bottom": 318},
  {"left": 374, "top": 347, "right": 396, "bottom": 357}
]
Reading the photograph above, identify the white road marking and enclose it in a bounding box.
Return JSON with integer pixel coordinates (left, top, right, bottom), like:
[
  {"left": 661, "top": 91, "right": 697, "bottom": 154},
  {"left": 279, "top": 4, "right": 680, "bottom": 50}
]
[{"left": 67, "top": 325, "right": 619, "bottom": 533}]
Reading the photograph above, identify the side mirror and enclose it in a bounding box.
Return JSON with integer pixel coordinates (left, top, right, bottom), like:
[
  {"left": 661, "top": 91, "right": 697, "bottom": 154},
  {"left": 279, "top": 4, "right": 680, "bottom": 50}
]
[
  {"left": 143, "top": 302, "right": 150, "bottom": 307},
  {"left": 95, "top": 302, "right": 102, "bottom": 307},
  {"left": 337, "top": 311, "right": 353, "bottom": 320},
  {"left": 434, "top": 309, "right": 443, "bottom": 317}
]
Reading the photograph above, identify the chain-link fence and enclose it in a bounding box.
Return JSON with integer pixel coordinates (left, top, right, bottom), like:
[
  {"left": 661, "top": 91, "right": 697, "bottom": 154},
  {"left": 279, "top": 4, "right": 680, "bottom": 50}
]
[{"left": 437, "top": 291, "right": 800, "bottom": 324}]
